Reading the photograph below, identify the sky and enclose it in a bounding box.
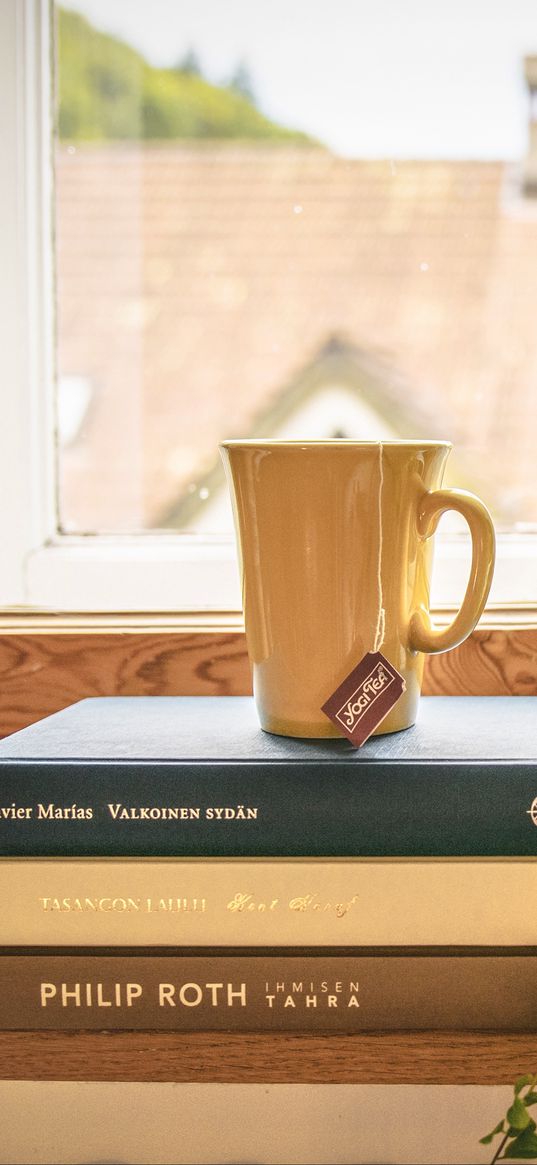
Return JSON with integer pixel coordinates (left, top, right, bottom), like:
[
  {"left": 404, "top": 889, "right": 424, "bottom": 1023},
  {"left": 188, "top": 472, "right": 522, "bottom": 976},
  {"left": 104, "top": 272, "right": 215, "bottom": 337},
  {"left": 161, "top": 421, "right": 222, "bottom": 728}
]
[{"left": 61, "top": 0, "right": 537, "bottom": 159}]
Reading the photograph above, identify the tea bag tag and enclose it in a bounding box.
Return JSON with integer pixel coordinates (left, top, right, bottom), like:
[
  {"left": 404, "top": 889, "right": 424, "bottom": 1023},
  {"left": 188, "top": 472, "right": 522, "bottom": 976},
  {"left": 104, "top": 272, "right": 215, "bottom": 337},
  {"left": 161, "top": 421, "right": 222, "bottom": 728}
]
[{"left": 321, "top": 651, "right": 406, "bottom": 747}]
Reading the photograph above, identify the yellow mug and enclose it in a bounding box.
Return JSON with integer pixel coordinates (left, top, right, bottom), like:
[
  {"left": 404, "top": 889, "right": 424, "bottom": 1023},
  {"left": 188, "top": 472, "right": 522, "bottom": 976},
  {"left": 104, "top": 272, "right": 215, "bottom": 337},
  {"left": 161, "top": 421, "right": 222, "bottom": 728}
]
[{"left": 220, "top": 440, "right": 495, "bottom": 739}]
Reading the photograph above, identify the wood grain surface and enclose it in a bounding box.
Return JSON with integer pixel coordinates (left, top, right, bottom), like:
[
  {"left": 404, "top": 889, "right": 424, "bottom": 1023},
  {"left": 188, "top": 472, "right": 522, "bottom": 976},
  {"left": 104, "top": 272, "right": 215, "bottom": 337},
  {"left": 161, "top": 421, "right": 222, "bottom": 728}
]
[
  {"left": 0, "top": 630, "right": 251, "bottom": 737},
  {"left": 422, "top": 628, "right": 537, "bottom": 698},
  {"left": 0, "top": 1030, "right": 536, "bottom": 1084},
  {"left": 1, "top": 624, "right": 537, "bottom": 736}
]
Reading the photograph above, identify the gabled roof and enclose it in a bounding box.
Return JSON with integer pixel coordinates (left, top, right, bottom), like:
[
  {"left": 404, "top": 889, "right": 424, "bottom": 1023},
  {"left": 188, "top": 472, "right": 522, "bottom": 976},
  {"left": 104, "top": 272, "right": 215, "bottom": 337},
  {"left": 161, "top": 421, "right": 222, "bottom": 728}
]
[
  {"left": 161, "top": 333, "right": 460, "bottom": 528},
  {"left": 56, "top": 145, "right": 537, "bottom": 531}
]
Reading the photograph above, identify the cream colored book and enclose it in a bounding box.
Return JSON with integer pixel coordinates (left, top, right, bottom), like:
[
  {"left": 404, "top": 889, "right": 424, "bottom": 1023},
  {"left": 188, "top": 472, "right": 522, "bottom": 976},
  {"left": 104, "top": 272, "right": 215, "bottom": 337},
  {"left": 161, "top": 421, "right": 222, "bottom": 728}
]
[{"left": 0, "top": 858, "right": 535, "bottom": 946}]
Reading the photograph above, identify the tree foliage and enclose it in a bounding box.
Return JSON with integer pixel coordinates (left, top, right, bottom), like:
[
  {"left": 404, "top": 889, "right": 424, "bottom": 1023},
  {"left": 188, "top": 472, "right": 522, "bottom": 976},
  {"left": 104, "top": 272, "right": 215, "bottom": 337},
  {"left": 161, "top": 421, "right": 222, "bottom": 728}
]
[{"left": 57, "top": 8, "right": 315, "bottom": 144}]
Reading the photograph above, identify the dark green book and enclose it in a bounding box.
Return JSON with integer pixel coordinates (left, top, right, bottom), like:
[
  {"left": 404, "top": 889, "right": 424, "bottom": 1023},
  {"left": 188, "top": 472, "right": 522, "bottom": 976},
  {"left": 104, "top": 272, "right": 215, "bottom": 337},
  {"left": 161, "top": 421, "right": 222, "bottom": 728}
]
[{"left": 0, "top": 695, "right": 535, "bottom": 856}]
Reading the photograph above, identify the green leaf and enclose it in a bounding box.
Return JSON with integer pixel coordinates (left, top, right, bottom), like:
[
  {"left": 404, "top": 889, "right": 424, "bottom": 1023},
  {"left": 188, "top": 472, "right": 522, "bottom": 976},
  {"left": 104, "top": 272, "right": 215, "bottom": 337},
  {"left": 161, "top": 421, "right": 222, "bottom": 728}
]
[
  {"left": 508, "top": 1117, "right": 537, "bottom": 1138},
  {"left": 503, "top": 1127, "right": 537, "bottom": 1158},
  {"left": 480, "top": 1120, "right": 506, "bottom": 1144},
  {"left": 505, "top": 1113, "right": 535, "bottom": 1132},
  {"left": 479, "top": 1118, "right": 505, "bottom": 1146},
  {"left": 516, "top": 1076, "right": 537, "bottom": 1096},
  {"left": 525, "top": 1096, "right": 537, "bottom": 1107},
  {"left": 502, "top": 1149, "right": 537, "bottom": 1160},
  {"left": 508, "top": 1099, "right": 532, "bottom": 1130}
]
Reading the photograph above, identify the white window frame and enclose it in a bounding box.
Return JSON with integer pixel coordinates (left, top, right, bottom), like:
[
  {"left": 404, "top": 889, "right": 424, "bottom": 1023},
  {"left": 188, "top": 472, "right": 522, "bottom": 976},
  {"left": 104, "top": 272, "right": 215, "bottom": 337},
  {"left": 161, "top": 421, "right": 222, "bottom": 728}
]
[{"left": 1, "top": 0, "right": 536, "bottom": 615}]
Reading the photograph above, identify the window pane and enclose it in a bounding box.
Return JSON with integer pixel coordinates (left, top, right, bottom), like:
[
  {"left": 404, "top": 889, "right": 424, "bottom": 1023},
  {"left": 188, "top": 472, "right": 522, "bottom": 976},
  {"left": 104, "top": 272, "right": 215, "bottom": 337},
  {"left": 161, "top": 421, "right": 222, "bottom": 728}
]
[{"left": 55, "top": 1, "right": 537, "bottom": 534}]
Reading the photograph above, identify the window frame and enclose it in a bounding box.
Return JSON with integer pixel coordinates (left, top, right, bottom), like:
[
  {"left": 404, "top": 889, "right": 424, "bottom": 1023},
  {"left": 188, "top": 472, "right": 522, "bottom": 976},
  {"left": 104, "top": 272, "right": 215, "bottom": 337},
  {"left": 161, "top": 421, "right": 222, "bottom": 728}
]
[{"left": 1, "top": 0, "right": 537, "bottom": 616}]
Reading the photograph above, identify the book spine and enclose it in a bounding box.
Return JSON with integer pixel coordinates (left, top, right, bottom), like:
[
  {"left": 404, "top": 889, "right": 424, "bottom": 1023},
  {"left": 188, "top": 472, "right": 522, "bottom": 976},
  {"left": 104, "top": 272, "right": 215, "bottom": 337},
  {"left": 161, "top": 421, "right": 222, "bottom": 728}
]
[
  {"left": 0, "top": 948, "right": 535, "bottom": 1031},
  {"left": 2, "top": 858, "right": 537, "bottom": 946},
  {"left": 0, "top": 759, "right": 535, "bottom": 857}
]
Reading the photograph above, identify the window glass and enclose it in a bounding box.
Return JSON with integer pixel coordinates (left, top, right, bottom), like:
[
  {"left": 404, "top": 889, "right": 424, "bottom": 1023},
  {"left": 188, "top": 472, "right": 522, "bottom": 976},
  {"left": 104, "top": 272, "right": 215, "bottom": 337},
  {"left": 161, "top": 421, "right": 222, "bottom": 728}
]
[{"left": 55, "top": 0, "right": 537, "bottom": 535}]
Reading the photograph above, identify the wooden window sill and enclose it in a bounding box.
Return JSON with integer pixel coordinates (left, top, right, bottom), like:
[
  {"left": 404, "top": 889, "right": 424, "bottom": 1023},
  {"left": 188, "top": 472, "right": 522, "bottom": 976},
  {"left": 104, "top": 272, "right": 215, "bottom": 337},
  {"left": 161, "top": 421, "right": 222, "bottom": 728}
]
[
  {"left": 0, "top": 611, "right": 536, "bottom": 736},
  {"left": 0, "top": 1029, "right": 535, "bottom": 1084}
]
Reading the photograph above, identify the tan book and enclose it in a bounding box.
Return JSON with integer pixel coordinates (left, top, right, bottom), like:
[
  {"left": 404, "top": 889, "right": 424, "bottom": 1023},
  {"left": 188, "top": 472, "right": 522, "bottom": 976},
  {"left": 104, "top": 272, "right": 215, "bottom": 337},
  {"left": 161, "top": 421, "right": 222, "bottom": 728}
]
[
  {"left": 1, "top": 858, "right": 537, "bottom": 946},
  {"left": 0, "top": 948, "right": 535, "bottom": 1031}
]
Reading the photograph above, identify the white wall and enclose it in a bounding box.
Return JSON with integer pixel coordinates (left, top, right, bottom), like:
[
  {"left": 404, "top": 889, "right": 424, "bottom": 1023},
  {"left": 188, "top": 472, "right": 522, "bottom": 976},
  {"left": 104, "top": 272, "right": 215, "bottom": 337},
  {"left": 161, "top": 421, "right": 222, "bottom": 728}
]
[{"left": 0, "top": 1081, "right": 512, "bottom": 1164}]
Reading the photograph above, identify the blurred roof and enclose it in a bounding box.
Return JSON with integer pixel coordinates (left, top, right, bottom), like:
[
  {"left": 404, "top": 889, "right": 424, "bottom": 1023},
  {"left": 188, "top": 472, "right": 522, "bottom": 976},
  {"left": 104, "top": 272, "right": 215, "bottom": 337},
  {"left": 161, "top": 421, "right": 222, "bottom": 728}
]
[{"left": 56, "top": 144, "right": 537, "bottom": 531}]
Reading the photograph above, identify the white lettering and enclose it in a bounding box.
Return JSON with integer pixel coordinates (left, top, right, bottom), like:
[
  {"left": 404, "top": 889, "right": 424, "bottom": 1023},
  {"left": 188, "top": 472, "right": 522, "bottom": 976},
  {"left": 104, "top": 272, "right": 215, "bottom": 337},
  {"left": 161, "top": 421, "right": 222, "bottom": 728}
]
[
  {"left": 228, "top": 983, "right": 247, "bottom": 1006},
  {"left": 62, "top": 983, "right": 81, "bottom": 1007},
  {"left": 178, "top": 983, "right": 203, "bottom": 1007},
  {"left": 206, "top": 983, "right": 224, "bottom": 1006},
  {"left": 40, "top": 983, "right": 56, "bottom": 1007}
]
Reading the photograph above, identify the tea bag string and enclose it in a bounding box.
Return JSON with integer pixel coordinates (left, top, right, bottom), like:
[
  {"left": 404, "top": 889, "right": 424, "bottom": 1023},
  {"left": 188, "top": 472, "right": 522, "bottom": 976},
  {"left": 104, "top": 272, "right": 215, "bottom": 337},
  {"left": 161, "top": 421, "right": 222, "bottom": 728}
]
[{"left": 372, "top": 442, "right": 385, "bottom": 653}]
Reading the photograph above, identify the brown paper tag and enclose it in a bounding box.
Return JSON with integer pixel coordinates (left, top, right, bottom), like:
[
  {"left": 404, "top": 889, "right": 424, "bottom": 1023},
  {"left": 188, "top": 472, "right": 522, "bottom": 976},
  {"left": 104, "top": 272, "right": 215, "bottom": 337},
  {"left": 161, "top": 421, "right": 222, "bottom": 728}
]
[{"left": 321, "top": 651, "right": 406, "bottom": 747}]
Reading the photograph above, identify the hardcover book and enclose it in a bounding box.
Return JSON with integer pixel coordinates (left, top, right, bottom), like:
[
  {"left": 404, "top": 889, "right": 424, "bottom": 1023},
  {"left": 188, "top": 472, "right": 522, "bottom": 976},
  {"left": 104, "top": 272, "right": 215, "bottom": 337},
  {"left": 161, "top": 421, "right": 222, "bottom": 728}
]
[
  {"left": 2, "top": 858, "right": 537, "bottom": 946},
  {"left": 0, "top": 695, "right": 536, "bottom": 857},
  {"left": 0, "top": 946, "right": 535, "bottom": 1032}
]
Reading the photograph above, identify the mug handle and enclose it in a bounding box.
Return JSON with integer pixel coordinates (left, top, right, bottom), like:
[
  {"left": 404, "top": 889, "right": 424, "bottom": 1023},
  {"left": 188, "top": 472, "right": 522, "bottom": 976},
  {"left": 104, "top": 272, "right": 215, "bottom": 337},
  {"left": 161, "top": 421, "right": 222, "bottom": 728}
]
[{"left": 408, "top": 488, "right": 495, "bottom": 654}]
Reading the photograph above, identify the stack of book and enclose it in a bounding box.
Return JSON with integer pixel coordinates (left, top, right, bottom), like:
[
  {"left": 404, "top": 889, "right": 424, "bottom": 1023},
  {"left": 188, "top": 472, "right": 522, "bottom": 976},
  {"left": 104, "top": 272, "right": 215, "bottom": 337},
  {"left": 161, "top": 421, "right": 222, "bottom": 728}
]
[{"left": 0, "top": 694, "right": 535, "bottom": 1033}]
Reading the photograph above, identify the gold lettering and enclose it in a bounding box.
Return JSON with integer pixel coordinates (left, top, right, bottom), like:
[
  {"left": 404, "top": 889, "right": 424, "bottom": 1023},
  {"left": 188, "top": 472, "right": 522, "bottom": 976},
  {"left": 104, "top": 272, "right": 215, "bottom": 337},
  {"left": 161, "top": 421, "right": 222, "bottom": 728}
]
[{"left": 227, "top": 892, "right": 278, "bottom": 913}]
